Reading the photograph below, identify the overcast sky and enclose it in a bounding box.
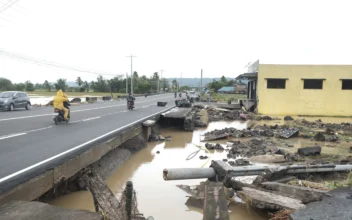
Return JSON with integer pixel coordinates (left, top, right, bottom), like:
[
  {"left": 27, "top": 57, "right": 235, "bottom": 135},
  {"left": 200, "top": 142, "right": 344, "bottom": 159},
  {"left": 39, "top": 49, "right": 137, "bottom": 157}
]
[{"left": 0, "top": 0, "right": 351, "bottom": 83}]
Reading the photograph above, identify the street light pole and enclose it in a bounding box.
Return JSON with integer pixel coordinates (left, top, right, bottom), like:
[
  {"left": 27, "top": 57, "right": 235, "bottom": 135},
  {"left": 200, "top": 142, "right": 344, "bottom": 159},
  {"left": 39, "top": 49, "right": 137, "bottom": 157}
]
[
  {"left": 126, "top": 55, "right": 136, "bottom": 95},
  {"left": 126, "top": 72, "right": 128, "bottom": 95},
  {"left": 159, "top": 70, "right": 164, "bottom": 93}
]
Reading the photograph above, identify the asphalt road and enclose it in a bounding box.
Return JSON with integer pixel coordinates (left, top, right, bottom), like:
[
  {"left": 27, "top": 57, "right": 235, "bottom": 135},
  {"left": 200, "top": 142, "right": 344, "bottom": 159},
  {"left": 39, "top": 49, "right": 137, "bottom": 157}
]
[{"left": 0, "top": 94, "right": 175, "bottom": 192}]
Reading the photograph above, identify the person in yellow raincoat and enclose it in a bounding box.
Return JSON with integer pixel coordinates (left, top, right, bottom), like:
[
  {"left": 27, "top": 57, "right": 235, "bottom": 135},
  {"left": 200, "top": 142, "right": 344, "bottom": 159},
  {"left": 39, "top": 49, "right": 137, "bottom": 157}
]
[{"left": 53, "top": 89, "right": 69, "bottom": 120}]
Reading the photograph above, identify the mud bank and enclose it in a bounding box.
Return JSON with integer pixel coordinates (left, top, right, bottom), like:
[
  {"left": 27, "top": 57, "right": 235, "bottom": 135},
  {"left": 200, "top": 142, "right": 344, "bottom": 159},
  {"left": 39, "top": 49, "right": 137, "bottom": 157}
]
[{"left": 40, "top": 133, "right": 148, "bottom": 201}]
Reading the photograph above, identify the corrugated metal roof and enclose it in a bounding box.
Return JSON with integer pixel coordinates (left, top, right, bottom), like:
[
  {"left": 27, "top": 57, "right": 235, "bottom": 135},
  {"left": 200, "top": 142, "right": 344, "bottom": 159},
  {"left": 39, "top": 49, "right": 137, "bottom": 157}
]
[
  {"left": 217, "top": 87, "right": 235, "bottom": 92},
  {"left": 236, "top": 72, "right": 258, "bottom": 79}
]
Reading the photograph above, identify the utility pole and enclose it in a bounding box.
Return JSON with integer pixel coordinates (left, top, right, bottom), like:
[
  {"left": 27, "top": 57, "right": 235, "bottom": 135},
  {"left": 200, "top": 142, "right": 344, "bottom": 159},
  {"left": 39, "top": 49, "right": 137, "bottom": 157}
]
[
  {"left": 126, "top": 72, "right": 128, "bottom": 95},
  {"left": 180, "top": 72, "right": 183, "bottom": 91},
  {"left": 200, "top": 69, "right": 203, "bottom": 95},
  {"left": 159, "top": 70, "right": 164, "bottom": 93},
  {"left": 126, "top": 55, "right": 136, "bottom": 95}
]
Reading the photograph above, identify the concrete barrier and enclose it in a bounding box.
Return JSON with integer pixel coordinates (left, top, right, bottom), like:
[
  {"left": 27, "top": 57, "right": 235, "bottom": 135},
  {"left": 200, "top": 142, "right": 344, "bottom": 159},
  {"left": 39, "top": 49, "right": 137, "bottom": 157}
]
[
  {"left": 102, "top": 96, "right": 112, "bottom": 101},
  {"left": 86, "top": 97, "right": 98, "bottom": 102}
]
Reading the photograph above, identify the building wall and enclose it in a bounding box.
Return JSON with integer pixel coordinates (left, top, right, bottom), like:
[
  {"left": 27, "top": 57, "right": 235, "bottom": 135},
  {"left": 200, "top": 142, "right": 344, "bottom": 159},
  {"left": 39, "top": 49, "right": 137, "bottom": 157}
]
[{"left": 257, "top": 64, "right": 352, "bottom": 116}]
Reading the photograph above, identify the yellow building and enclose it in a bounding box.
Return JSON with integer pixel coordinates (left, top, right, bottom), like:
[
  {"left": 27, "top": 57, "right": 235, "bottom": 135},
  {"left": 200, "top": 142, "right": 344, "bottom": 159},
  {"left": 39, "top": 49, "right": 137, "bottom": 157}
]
[{"left": 238, "top": 63, "right": 352, "bottom": 116}]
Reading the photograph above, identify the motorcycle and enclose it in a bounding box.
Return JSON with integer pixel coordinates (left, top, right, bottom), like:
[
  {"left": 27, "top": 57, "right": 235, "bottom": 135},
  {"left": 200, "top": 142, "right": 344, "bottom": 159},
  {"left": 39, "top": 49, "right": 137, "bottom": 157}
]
[
  {"left": 174, "top": 93, "right": 177, "bottom": 98},
  {"left": 179, "top": 93, "right": 182, "bottom": 98},
  {"left": 127, "top": 100, "right": 134, "bottom": 110},
  {"left": 53, "top": 102, "right": 70, "bottom": 125}
]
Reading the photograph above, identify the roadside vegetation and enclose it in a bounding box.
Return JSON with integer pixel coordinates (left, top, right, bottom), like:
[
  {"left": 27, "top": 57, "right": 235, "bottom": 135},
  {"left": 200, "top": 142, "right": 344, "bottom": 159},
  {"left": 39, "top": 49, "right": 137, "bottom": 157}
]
[{"left": 0, "top": 71, "right": 170, "bottom": 94}]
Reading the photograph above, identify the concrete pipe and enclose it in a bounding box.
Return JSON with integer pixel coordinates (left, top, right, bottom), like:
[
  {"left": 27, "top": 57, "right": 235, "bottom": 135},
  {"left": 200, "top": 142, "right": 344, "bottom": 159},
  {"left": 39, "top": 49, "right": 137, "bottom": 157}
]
[{"left": 163, "top": 168, "right": 216, "bottom": 180}]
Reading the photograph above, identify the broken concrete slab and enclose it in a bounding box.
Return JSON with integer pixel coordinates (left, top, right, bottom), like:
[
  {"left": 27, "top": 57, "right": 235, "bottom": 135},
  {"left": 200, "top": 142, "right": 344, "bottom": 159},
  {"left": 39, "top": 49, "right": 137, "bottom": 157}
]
[
  {"left": 185, "top": 196, "right": 204, "bottom": 209},
  {"left": 297, "top": 146, "right": 321, "bottom": 156},
  {"left": 203, "top": 181, "right": 229, "bottom": 220},
  {"left": 260, "top": 182, "right": 330, "bottom": 204},
  {"left": 238, "top": 187, "right": 305, "bottom": 210},
  {"left": 279, "top": 128, "right": 299, "bottom": 139},
  {"left": 290, "top": 188, "right": 352, "bottom": 220},
  {"left": 142, "top": 120, "right": 156, "bottom": 127},
  {"left": 0, "top": 200, "right": 103, "bottom": 220}
]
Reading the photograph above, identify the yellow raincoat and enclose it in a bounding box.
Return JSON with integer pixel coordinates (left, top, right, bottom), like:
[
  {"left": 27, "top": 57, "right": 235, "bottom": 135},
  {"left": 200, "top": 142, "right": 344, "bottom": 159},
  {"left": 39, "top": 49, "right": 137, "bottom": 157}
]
[{"left": 53, "top": 90, "right": 69, "bottom": 120}]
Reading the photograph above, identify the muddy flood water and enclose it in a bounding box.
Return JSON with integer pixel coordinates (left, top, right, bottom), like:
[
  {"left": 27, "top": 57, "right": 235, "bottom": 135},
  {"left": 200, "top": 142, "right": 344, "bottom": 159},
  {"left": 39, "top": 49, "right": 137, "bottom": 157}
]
[{"left": 48, "top": 117, "right": 352, "bottom": 219}]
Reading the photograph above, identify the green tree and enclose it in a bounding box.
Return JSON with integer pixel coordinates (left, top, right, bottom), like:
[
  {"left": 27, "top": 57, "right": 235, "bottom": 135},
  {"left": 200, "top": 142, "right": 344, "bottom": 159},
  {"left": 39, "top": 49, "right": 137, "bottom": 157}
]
[
  {"left": 172, "top": 79, "right": 178, "bottom": 91},
  {"left": 83, "top": 81, "right": 90, "bottom": 92},
  {"left": 43, "top": 80, "right": 51, "bottom": 91},
  {"left": 220, "top": 76, "right": 227, "bottom": 83},
  {"left": 76, "top": 77, "right": 83, "bottom": 87},
  {"left": 55, "top": 79, "right": 68, "bottom": 92},
  {"left": 15, "top": 83, "right": 25, "bottom": 91},
  {"left": 0, "top": 77, "right": 13, "bottom": 91},
  {"left": 152, "top": 72, "right": 159, "bottom": 80},
  {"left": 161, "top": 79, "right": 169, "bottom": 91},
  {"left": 25, "top": 81, "right": 35, "bottom": 91},
  {"left": 92, "top": 75, "right": 108, "bottom": 92}
]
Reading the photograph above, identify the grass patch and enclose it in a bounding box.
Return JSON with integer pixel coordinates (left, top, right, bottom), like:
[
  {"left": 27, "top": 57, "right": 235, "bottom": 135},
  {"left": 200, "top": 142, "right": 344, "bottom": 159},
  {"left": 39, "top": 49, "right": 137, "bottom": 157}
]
[
  {"left": 326, "top": 171, "right": 352, "bottom": 190},
  {"left": 287, "top": 179, "right": 329, "bottom": 190}
]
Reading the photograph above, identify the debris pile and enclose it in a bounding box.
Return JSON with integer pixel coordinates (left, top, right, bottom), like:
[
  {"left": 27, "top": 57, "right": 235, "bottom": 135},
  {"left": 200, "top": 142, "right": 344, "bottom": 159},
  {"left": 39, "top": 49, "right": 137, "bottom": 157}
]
[
  {"left": 205, "top": 143, "right": 224, "bottom": 150},
  {"left": 228, "top": 139, "right": 269, "bottom": 157},
  {"left": 206, "top": 107, "right": 254, "bottom": 122}
]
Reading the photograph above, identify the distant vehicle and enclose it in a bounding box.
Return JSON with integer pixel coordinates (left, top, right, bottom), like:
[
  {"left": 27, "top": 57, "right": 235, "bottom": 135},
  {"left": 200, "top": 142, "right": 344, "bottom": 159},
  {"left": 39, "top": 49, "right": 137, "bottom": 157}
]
[
  {"left": 0, "top": 91, "right": 31, "bottom": 111},
  {"left": 127, "top": 100, "right": 134, "bottom": 110}
]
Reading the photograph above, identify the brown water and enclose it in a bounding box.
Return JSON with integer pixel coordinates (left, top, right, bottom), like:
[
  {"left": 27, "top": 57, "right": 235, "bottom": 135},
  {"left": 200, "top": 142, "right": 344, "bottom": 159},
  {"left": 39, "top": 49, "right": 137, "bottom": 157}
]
[
  {"left": 49, "top": 121, "right": 268, "bottom": 220},
  {"left": 48, "top": 117, "right": 352, "bottom": 219}
]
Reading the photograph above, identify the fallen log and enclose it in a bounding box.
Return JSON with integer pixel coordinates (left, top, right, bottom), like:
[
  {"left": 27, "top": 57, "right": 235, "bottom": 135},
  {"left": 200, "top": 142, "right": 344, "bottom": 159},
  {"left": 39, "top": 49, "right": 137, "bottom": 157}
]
[
  {"left": 238, "top": 187, "right": 306, "bottom": 211},
  {"left": 82, "top": 171, "right": 120, "bottom": 220}
]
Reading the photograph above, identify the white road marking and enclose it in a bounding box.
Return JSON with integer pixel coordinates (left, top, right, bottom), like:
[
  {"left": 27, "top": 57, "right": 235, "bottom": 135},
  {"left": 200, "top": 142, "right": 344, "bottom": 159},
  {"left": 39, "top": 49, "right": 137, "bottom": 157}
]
[
  {"left": 26, "top": 126, "right": 53, "bottom": 133},
  {"left": 0, "top": 95, "right": 172, "bottom": 122},
  {"left": 0, "top": 133, "right": 27, "bottom": 140},
  {"left": 0, "top": 106, "right": 175, "bottom": 183},
  {"left": 82, "top": 116, "right": 101, "bottom": 122}
]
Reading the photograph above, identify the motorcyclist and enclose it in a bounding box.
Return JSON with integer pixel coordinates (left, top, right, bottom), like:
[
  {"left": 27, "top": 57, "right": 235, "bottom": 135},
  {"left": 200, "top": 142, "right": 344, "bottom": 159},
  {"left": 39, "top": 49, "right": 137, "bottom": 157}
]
[
  {"left": 53, "top": 90, "right": 69, "bottom": 121},
  {"left": 127, "top": 92, "right": 135, "bottom": 104},
  {"left": 174, "top": 92, "right": 177, "bottom": 98}
]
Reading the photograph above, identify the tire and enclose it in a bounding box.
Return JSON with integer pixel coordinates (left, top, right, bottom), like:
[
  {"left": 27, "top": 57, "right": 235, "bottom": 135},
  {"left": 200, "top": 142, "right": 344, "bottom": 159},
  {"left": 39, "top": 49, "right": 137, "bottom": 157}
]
[
  {"left": 9, "top": 103, "right": 14, "bottom": 111},
  {"left": 25, "top": 102, "right": 31, "bottom": 110},
  {"left": 54, "top": 117, "right": 58, "bottom": 125}
]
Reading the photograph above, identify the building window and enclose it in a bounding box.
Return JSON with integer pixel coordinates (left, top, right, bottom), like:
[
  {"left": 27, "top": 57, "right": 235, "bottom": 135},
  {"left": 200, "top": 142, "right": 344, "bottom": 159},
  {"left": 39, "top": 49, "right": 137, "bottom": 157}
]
[
  {"left": 303, "top": 79, "right": 323, "bottom": 89},
  {"left": 342, "top": 80, "right": 352, "bottom": 90},
  {"left": 267, "top": 79, "right": 286, "bottom": 89}
]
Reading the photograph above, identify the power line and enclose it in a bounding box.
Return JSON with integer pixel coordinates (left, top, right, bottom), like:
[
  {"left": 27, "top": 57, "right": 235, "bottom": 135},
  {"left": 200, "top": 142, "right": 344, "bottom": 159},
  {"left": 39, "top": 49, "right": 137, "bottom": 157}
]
[
  {"left": 0, "top": 49, "right": 117, "bottom": 76},
  {"left": 0, "top": 0, "right": 20, "bottom": 14}
]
